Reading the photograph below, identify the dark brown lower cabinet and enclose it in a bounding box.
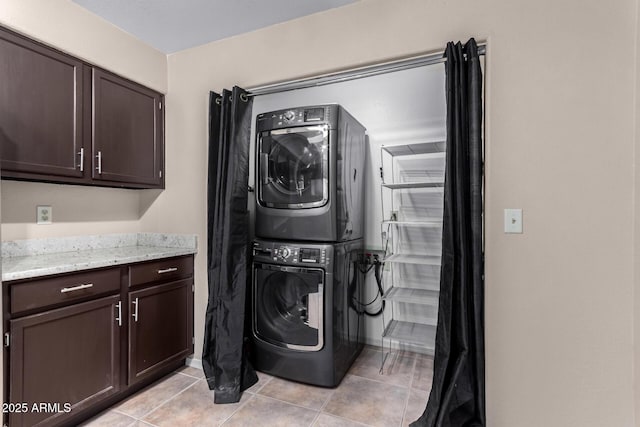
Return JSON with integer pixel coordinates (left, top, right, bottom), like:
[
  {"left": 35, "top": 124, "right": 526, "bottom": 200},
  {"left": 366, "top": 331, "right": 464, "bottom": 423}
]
[
  {"left": 128, "top": 279, "right": 193, "bottom": 385},
  {"left": 8, "top": 295, "right": 121, "bottom": 427},
  {"left": 4, "top": 255, "right": 194, "bottom": 427}
]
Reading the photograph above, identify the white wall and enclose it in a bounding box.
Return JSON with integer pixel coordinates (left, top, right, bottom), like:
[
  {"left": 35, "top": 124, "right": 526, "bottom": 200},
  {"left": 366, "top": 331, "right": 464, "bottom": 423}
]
[
  {"left": 0, "top": 0, "right": 168, "bottom": 241},
  {"left": 0, "top": 0, "right": 636, "bottom": 425},
  {"left": 163, "top": 0, "right": 637, "bottom": 425},
  {"left": 634, "top": 2, "right": 640, "bottom": 423},
  {"left": 0, "top": 0, "right": 167, "bottom": 92}
]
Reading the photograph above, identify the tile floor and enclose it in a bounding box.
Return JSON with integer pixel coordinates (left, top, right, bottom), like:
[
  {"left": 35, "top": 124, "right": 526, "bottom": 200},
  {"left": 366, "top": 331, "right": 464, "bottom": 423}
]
[{"left": 81, "top": 346, "right": 433, "bottom": 427}]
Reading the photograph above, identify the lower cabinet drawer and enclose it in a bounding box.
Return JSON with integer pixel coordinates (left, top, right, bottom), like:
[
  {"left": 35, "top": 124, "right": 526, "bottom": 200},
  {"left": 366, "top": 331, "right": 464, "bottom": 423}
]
[
  {"left": 128, "top": 255, "right": 193, "bottom": 287},
  {"left": 10, "top": 268, "right": 121, "bottom": 315}
]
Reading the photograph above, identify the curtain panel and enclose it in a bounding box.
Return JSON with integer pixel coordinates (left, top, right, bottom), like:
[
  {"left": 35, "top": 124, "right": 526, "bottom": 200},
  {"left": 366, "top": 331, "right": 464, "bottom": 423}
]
[
  {"left": 203, "top": 87, "right": 258, "bottom": 404},
  {"left": 411, "top": 38, "right": 485, "bottom": 427}
]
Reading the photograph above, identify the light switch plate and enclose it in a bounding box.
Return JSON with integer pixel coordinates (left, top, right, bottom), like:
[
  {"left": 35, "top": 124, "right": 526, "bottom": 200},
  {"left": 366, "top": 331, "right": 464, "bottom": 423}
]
[
  {"left": 36, "top": 205, "right": 52, "bottom": 225},
  {"left": 504, "top": 208, "right": 522, "bottom": 233}
]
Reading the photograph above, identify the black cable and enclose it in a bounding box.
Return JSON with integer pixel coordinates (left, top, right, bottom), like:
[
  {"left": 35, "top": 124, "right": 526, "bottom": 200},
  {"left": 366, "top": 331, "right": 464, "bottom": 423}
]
[
  {"left": 358, "top": 291, "right": 383, "bottom": 307},
  {"left": 350, "top": 258, "right": 385, "bottom": 317},
  {"left": 357, "top": 263, "right": 374, "bottom": 274},
  {"left": 363, "top": 260, "right": 385, "bottom": 316}
]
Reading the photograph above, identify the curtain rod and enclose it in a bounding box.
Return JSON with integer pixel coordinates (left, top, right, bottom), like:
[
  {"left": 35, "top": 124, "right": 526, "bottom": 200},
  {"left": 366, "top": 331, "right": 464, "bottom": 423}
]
[{"left": 247, "top": 44, "right": 485, "bottom": 97}]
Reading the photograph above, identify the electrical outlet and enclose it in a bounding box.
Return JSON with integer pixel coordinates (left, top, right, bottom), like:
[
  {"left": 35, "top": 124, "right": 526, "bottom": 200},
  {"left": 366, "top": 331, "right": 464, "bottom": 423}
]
[{"left": 36, "top": 205, "right": 52, "bottom": 225}]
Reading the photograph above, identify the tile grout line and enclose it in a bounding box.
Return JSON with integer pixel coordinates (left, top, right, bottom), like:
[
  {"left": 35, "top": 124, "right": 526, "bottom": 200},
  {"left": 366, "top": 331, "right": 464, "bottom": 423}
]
[
  {"left": 249, "top": 373, "right": 274, "bottom": 394},
  {"left": 309, "top": 413, "right": 322, "bottom": 426},
  {"left": 408, "top": 356, "right": 436, "bottom": 425},
  {"left": 318, "top": 411, "right": 374, "bottom": 427},
  {"left": 309, "top": 398, "right": 333, "bottom": 426},
  {"left": 309, "top": 385, "right": 335, "bottom": 426},
  {"left": 255, "top": 392, "right": 322, "bottom": 412},
  {"left": 218, "top": 390, "right": 257, "bottom": 426},
  {"left": 218, "top": 373, "right": 290, "bottom": 426},
  {"left": 204, "top": 372, "right": 273, "bottom": 426},
  {"left": 346, "top": 350, "right": 417, "bottom": 427},
  {"left": 347, "top": 370, "right": 412, "bottom": 391},
  {"left": 248, "top": 393, "right": 323, "bottom": 416},
  {"left": 324, "top": 372, "right": 409, "bottom": 427},
  {"left": 111, "top": 371, "right": 203, "bottom": 427},
  {"left": 113, "top": 355, "right": 432, "bottom": 427},
  {"left": 177, "top": 370, "right": 206, "bottom": 380},
  {"left": 132, "top": 376, "right": 202, "bottom": 422},
  {"left": 400, "top": 356, "right": 419, "bottom": 427}
]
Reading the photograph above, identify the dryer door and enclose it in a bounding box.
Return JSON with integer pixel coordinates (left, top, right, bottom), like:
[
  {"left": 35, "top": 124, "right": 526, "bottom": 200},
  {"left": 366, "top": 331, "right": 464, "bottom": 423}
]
[
  {"left": 253, "top": 263, "right": 324, "bottom": 351},
  {"left": 257, "top": 125, "right": 329, "bottom": 209}
]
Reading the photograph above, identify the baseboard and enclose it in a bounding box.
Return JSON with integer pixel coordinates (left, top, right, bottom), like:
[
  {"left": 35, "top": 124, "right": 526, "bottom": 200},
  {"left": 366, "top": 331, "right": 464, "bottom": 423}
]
[{"left": 186, "top": 356, "right": 203, "bottom": 370}]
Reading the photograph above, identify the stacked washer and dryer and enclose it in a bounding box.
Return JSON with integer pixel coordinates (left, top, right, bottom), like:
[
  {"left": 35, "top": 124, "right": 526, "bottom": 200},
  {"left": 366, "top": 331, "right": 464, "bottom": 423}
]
[{"left": 252, "top": 105, "right": 367, "bottom": 387}]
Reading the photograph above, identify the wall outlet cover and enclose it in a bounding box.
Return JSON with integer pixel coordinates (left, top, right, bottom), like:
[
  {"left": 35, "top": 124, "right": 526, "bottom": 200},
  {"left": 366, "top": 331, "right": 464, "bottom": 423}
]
[
  {"left": 36, "top": 205, "right": 52, "bottom": 225},
  {"left": 504, "top": 208, "right": 523, "bottom": 233}
]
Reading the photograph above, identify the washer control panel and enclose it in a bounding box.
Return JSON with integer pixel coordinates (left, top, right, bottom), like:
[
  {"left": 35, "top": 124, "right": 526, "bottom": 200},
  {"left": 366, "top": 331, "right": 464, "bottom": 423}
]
[
  {"left": 276, "top": 246, "right": 295, "bottom": 260},
  {"left": 253, "top": 241, "right": 331, "bottom": 266},
  {"left": 298, "top": 248, "right": 326, "bottom": 264}
]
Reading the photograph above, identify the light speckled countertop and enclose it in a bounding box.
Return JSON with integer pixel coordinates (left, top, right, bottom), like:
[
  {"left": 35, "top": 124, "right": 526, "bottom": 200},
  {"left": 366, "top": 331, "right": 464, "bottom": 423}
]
[{"left": 2, "top": 233, "right": 197, "bottom": 282}]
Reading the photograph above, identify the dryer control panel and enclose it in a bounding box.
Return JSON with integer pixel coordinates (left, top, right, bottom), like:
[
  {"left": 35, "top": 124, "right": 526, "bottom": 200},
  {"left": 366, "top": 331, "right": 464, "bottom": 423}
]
[{"left": 256, "top": 105, "right": 337, "bottom": 132}]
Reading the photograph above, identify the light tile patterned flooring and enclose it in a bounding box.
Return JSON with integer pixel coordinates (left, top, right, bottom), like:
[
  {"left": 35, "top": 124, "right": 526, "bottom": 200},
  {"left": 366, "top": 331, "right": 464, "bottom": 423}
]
[{"left": 81, "top": 346, "right": 433, "bottom": 427}]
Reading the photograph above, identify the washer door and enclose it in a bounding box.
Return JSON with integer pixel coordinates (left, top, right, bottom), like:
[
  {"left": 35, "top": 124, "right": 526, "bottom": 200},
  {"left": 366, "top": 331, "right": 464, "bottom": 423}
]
[
  {"left": 257, "top": 125, "right": 329, "bottom": 209},
  {"left": 253, "top": 263, "right": 324, "bottom": 351}
]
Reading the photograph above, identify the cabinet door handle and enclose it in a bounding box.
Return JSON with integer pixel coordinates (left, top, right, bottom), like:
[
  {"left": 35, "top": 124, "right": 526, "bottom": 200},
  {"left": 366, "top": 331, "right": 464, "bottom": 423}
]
[
  {"left": 77, "top": 147, "right": 84, "bottom": 172},
  {"left": 96, "top": 151, "right": 102, "bottom": 174},
  {"left": 158, "top": 267, "right": 178, "bottom": 274},
  {"left": 60, "top": 283, "right": 93, "bottom": 293},
  {"left": 132, "top": 297, "right": 139, "bottom": 322},
  {"left": 115, "top": 301, "right": 122, "bottom": 327}
]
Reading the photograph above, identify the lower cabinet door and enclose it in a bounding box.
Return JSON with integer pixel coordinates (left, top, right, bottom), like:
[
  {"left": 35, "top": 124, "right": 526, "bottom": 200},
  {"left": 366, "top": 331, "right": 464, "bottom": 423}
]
[
  {"left": 128, "top": 279, "right": 193, "bottom": 385},
  {"left": 9, "top": 295, "right": 121, "bottom": 427}
]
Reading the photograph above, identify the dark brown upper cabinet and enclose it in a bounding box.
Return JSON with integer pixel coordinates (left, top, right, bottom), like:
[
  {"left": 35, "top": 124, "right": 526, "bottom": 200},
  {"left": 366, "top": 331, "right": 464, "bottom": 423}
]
[
  {"left": 93, "top": 69, "right": 163, "bottom": 187},
  {"left": 0, "top": 29, "right": 85, "bottom": 179},
  {"left": 0, "top": 26, "right": 165, "bottom": 189}
]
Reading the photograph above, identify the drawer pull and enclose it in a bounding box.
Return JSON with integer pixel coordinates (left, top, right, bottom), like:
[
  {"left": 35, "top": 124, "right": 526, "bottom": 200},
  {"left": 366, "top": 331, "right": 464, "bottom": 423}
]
[
  {"left": 158, "top": 267, "right": 178, "bottom": 274},
  {"left": 60, "top": 283, "right": 94, "bottom": 293}
]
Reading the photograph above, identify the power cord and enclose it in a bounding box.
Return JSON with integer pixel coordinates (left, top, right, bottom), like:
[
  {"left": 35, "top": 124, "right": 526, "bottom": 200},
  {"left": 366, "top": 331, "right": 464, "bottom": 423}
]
[{"left": 349, "top": 255, "right": 385, "bottom": 317}]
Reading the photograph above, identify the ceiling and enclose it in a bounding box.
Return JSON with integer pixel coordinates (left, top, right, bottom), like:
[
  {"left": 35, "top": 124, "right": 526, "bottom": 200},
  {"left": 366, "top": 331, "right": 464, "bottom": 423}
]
[{"left": 72, "top": 0, "right": 358, "bottom": 54}]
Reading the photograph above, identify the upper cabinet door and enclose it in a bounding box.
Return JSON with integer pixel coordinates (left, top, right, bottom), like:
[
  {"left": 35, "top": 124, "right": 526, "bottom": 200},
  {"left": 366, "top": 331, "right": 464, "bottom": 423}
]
[
  {"left": 0, "top": 30, "right": 84, "bottom": 178},
  {"left": 92, "top": 68, "right": 164, "bottom": 187}
]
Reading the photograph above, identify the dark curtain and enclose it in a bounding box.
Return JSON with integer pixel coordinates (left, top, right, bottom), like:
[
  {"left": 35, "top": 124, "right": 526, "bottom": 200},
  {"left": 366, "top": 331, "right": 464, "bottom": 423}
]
[
  {"left": 203, "top": 86, "right": 258, "bottom": 404},
  {"left": 411, "top": 38, "right": 485, "bottom": 427}
]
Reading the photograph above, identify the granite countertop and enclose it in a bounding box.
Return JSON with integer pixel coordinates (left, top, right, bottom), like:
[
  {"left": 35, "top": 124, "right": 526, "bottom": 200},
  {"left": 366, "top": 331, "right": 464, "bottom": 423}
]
[{"left": 2, "top": 233, "right": 197, "bottom": 282}]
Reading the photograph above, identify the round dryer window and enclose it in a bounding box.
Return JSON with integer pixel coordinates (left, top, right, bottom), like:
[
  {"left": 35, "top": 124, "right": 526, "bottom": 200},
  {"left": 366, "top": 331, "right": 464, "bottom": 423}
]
[{"left": 257, "top": 126, "right": 329, "bottom": 208}]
